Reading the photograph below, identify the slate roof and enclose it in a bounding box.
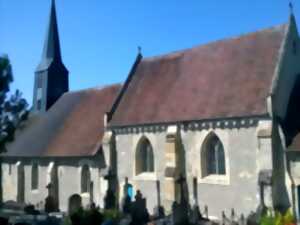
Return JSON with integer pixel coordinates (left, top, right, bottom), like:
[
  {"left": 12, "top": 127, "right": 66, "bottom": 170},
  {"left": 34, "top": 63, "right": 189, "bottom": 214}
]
[
  {"left": 36, "top": 0, "right": 64, "bottom": 72},
  {"left": 288, "top": 133, "right": 300, "bottom": 151},
  {"left": 109, "top": 25, "right": 287, "bottom": 127},
  {"left": 3, "top": 84, "right": 121, "bottom": 157}
]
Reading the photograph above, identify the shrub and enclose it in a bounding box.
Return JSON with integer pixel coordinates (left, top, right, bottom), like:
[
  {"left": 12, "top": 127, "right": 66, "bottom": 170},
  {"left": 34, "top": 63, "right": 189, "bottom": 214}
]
[
  {"left": 260, "top": 208, "right": 296, "bottom": 225},
  {"left": 103, "top": 209, "right": 122, "bottom": 221},
  {"left": 61, "top": 216, "right": 72, "bottom": 225}
]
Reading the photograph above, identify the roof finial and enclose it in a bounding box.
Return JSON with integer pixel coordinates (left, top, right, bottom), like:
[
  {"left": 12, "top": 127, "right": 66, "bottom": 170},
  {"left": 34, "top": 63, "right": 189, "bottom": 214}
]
[
  {"left": 289, "top": 1, "right": 294, "bottom": 15},
  {"left": 138, "top": 46, "right": 142, "bottom": 55}
]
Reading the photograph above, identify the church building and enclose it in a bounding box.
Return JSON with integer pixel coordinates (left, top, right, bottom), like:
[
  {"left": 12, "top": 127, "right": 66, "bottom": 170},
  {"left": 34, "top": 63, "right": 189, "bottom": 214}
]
[{"left": 2, "top": 0, "right": 300, "bottom": 220}]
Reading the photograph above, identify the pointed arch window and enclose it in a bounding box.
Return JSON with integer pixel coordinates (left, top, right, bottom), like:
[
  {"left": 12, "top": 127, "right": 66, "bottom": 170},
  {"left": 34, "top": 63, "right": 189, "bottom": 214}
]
[
  {"left": 202, "top": 133, "right": 226, "bottom": 177},
  {"left": 136, "top": 137, "right": 154, "bottom": 175},
  {"left": 81, "top": 165, "right": 91, "bottom": 193},
  {"left": 31, "top": 163, "right": 39, "bottom": 190}
]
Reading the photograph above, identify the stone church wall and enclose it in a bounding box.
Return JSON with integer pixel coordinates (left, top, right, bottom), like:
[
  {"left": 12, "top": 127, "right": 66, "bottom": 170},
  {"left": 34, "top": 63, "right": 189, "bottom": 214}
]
[
  {"left": 116, "top": 131, "right": 166, "bottom": 214},
  {"left": 182, "top": 125, "right": 259, "bottom": 219},
  {"left": 2, "top": 162, "right": 18, "bottom": 201},
  {"left": 114, "top": 120, "right": 264, "bottom": 218},
  {"left": 24, "top": 163, "right": 48, "bottom": 207},
  {"left": 1, "top": 157, "right": 104, "bottom": 212}
]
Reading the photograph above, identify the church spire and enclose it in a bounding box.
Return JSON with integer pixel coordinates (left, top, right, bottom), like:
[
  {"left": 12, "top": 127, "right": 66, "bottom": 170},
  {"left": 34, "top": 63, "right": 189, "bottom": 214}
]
[
  {"left": 288, "top": 1, "right": 297, "bottom": 33},
  {"left": 33, "top": 0, "right": 69, "bottom": 113},
  {"left": 37, "top": 0, "right": 62, "bottom": 71},
  {"left": 289, "top": 1, "right": 294, "bottom": 15}
]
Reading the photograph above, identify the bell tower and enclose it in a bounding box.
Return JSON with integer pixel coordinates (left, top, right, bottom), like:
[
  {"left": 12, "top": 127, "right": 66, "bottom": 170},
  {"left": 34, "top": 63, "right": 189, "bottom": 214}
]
[{"left": 33, "top": 0, "right": 69, "bottom": 113}]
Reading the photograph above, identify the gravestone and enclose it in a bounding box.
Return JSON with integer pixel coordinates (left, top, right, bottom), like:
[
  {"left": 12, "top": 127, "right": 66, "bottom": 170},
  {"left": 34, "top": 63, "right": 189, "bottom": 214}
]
[
  {"left": 130, "top": 190, "right": 149, "bottom": 225},
  {"left": 85, "top": 203, "right": 104, "bottom": 225},
  {"left": 171, "top": 201, "right": 189, "bottom": 225},
  {"left": 104, "top": 169, "right": 117, "bottom": 201},
  {"left": 104, "top": 188, "right": 116, "bottom": 209},
  {"left": 171, "top": 174, "right": 189, "bottom": 225},
  {"left": 221, "top": 211, "right": 235, "bottom": 225},
  {"left": 153, "top": 180, "right": 165, "bottom": 219},
  {"left": 204, "top": 206, "right": 208, "bottom": 219},
  {"left": 68, "top": 194, "right": 82, "bottom": 215},
  {"left": 239, "top": 214, "right": 246, "bottom": 225},
  {"left": 190, "top": 205, "right": 208, "bottom": 225},
  {"left": 122, "top": 194, "right": 132, "bottom": 214},
  {"left": 176, "top": 174, "right": 188, "bottom": 206},
  {"left": 45, "top": 195, "right": 58, "bottom": 213},
  {"left": 258, "top": 170, "right": 272, "bottom": 207},
  {"left": 231, "top": 208, "right": 235, "bottom": 222},
  {"left": 246, "top": 211, "right": 260, "bottom": 225},
  {"left": 153, "top": 205, "right": 165, "bottom": 220},
  {"left": 24, "top": 204, "right": 40, "bottom": 215},
  {"left": 246, "top": 170, "right": 271, "bottom": 225}
]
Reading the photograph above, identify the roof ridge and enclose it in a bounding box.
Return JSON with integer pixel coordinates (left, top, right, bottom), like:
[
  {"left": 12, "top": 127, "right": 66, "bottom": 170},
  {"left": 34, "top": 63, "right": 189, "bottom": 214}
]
[
  {"left": 63, "top": 83, "right": 122, "bottom": 96},
  {"left": 143, "top": 23, "right": 288, "bottom": 62}
]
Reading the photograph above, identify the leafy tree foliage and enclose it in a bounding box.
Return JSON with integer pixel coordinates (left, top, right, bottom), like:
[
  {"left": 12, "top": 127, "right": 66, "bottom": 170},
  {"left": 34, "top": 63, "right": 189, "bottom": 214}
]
[{"left": 0, "top": 55, "right": 29, "bottom": 152}]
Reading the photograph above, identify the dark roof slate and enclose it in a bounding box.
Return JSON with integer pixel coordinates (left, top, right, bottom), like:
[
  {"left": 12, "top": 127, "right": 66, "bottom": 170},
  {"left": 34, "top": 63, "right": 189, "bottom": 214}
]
[
  {"left": 36, "top": 0, "right": 64, "bottom": 72},
  {"left": 109, "top": 25, "right": 287, "bottom": 127},
  {"left": 288, "top": 133, "right": 300, "bottom": 151},
  {"left": 3, "top": 84, "right": 121, "bottom": 157}
]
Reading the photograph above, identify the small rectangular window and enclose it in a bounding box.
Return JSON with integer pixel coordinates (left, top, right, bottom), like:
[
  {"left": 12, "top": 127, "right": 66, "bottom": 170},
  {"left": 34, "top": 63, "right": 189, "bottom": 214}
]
[
  {"left": 31, "top": 164, "right": 39, "bottom": 190},
  {"left": 8, "top": 164, "right": 12, "bottom": 175}
]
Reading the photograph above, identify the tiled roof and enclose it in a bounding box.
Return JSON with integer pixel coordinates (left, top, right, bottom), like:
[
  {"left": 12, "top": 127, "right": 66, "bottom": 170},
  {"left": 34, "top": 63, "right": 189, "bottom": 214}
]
[
  {"left": 3, "top": 84, "right": 121, "bottom": 157},
  {"left": 109, "top": 25, "right": 287, "bottom": 127}
]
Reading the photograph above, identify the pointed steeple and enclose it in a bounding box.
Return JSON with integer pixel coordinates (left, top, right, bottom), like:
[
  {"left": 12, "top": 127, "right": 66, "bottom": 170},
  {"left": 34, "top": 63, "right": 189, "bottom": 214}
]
[
  {"left": 288, "top": 1, "right": 297, "bottom": 25},
  {"left": 289, "top": 1, "right": 294, "bottom": 15},
  {"left": 37, "top": 0, "right": 63, "bottom": 71},
  {"left": 287, "top": 1, "right": 299, "bottom": 37},
  {"left": 44, "top": 0, "right": 62, "bottom": 60},
  {"left": 33, "top": 0, "right": 69, "bottom": 113}
]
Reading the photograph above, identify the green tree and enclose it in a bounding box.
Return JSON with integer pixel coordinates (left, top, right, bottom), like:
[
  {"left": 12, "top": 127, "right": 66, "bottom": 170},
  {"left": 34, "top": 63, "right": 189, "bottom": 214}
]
[{"left": 0, "top": 55, "right": 29, "bottom": 204}]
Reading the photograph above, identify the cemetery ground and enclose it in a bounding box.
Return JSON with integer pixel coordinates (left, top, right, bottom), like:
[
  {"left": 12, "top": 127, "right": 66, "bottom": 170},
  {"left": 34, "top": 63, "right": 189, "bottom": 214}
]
[{"left": 0, "top": 189, "right": 297, "bottom": 225}]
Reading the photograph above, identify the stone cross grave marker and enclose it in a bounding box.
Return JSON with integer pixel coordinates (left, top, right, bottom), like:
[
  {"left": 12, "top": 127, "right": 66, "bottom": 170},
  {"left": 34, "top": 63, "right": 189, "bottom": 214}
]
[
  {"left": 130, "top": 190, "right": 150, "bottom": 225},
  {"left": 104, "top": 170, "right": 116, "bottom": 209}
]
